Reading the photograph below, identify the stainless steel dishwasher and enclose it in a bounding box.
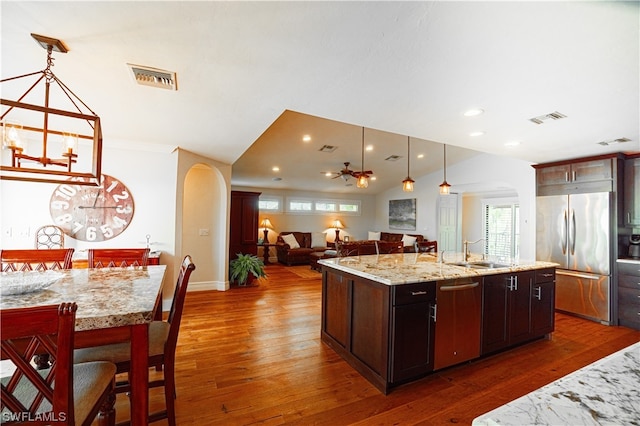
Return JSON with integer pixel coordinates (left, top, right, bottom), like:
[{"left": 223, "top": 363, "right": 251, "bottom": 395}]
[{"left": 433, "top": 277, "right": 482, "bottom": 370}]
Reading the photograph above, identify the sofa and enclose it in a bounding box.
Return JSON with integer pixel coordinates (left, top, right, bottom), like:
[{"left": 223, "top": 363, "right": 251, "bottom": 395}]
[
  {"left": 377, "top": 232, "right": 425, "bottom": 253},
  {"left": 276, "top": 232, "right": 328, "bottom": 266}
]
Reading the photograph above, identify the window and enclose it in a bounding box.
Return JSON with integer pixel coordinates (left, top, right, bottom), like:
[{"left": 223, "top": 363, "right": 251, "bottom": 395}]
[
  {"left": 259, "top": 195, "right": 282, "bottom": 213},
  {"left": 285, "top": 197, "right": 360, "bottom": 215},
  {"left": 483, "top": 199, "right": 519, "bottom": 261}
]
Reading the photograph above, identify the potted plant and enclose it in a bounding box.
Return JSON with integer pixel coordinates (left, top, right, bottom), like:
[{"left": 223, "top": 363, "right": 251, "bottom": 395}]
[{"left": 230, "top": 253, "right": 267, "bottom": 286}]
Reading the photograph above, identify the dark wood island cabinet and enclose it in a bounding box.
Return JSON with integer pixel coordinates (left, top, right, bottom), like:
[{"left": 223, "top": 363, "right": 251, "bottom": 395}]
[{"left": 320, "top": 255, "right": 556, "bottom": 394}]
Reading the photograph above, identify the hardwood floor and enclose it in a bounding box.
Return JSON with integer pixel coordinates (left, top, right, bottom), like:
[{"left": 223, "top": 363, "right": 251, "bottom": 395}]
[{"left": 108, "top": 263, "right": 640, "bottom": 425}]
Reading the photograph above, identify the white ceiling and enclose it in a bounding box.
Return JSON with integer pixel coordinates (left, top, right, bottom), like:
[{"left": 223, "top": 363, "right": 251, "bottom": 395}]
[{"left": 2, "top": 1, "right": 638, "bottom": 194}]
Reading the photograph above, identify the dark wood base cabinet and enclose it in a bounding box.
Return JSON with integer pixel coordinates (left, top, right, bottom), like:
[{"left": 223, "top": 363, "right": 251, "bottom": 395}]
[{"left": 321, "top": 269, "right": 435, "bottom": 394}]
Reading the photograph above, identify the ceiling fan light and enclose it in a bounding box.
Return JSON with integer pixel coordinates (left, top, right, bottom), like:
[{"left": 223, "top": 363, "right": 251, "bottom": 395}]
[
  {"left": 356, "top": 174, "right": 369, "bottom": 188},
  {"left": 402, "top": 177, "right": 414, "bottom": 192}
]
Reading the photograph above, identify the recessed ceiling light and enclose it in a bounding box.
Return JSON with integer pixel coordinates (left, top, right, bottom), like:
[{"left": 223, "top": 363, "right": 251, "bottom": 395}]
[
  {"left": 417, "top": 154, "right": 424, "bottom": 159},
  {"left": 302, "top": 135, "right": 311, "bottom": 142},
  {"left": 371, "top": 176, "right": 377, "bottom": 181},
  {"left": 272, "top": 166, "right": 280, "bottom": 172},
  {"left": 469, "top": 131, "right": 485, "bottom": 137},
  {"left": 366, "top": 145, "right": 374, "bottom": 151},
  {"left": 464, "top": 108, "right": 484, "bottom": 117},
  {"left": 324, "top": 172, "right": 333, "bottom": 177},
  {"left": 504, "top": 141, "right": 521, "bottom": 148}
]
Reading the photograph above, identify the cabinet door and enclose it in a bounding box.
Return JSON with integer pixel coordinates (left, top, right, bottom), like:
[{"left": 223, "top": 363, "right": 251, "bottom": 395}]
[
  {"left": 531, "top": 280, "right": 555, "bottom": 336},
  {"left": 571, "top": 158, "right": 612, "bottom": 183},
  {"left": 624, "top": 158, "right": 640, "bottom": 226},
  {"left": 391, "top": 301, "right": 435, "bottom": 383},
  {"left": 508, "top": 272, "right": 533, "bottom": 345},
  {"left": 481, "top": 274, "right": 509, "bottom": 354},
  {"left": 537, "top": 164, "right": 571, "bottom": 186},
  {"left": 323, "top": 271, "right": 349, "bottom": 348},
  {"left": 351, "top": 278, "right": 390, "bottom": 380}
]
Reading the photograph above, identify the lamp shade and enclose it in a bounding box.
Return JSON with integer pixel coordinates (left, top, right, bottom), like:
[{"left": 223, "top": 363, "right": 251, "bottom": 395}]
[
  {"left": 260, "top": 218, "right": 273, "bottom": 229},
  {"left": 332, "top": 220, "right": 344, "bottom": 229}
]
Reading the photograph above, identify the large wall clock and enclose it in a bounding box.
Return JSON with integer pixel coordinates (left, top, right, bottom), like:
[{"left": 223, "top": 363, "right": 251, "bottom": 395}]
[{"left": 49, "top": 174, "right": 135, "bottom": 242}]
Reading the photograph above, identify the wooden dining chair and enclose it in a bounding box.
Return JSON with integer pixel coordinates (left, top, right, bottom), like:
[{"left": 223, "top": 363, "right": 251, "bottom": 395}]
[
  {"left": 74, "top": 255, "right": 196, "bottom": 426},
  {"left": 375, "top": 240, "right": 404, "bottom": 254},
  {"left": 416, "top": 240, "right": 438, "bottom": 254},
  {"left": 1, "top": 302, "right": 116, "bottom": 426},
  {"left": 88, "top": 248, "right": 150, "bottom": 268},
  {"left": 0, "top": 248, "right": 74, "bottom": 272}
]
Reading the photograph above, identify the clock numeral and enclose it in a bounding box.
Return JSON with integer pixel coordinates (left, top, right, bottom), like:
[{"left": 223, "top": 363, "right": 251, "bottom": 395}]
[
  {"left": 105, "top": 180, "right": 119, "bottom": 193},
  {"left": 112, "top": 216, "right": 128, "bottom": 229},
  {"left": 100, "top": 224, "right": 114, "bottom": 238},
  {"left": 51, "top": 200, "right": 69, "bottom": 210},
  {"left": 116, "top": 205, "right": 132, "bottom": 214},
  {"left": 54, "top": 213, "right": 73, "bottom": 225},
  {"left": 112, "top": 190, "right": 130, "bottom": 203},
  {"left": 86, "top": 227, "right": 97, "bottom": 241},
  {"left": 72, "top": 222, "right": 84, "bottom": 235},
  {"left": 54, "top": 184, "right": 77, "bottom": 201}
]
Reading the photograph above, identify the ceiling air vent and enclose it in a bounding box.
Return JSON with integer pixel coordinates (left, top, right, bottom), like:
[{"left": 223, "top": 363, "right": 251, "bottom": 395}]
[
  {"left": 319, "top": 145, "right": 337, "bottom": 153},
  {"left": 597, "top": 137, "right": 632, "bottom": 146},
  {"left": 127, "top": 64, "right": 177, "bottom": 91},
  {"left": 385, "top": 155, "right": 401, "bottom": 161},
  {"left": 529, "top": 111, "right": 567, "bottom": 125}
]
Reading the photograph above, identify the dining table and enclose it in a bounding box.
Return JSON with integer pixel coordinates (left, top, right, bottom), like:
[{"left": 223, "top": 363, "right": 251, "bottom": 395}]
[{"left": 0, "top": 265, "right": 167, "bottom": 426}]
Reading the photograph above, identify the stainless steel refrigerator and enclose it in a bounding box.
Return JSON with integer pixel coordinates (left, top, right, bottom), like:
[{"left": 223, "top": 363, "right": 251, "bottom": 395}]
[{"left": 536, "top": 192, "right": 611, "bottom": 323}]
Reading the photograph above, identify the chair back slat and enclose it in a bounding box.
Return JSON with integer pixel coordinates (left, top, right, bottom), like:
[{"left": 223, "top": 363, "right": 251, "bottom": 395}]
[
  {"left": 0, "top": 249, "right": 74, "bottom": 272},
  {"left": 88, "top": 248, "right": 150, "bottom": 269},
  {"left": 166, "top": 256, "right": 196, "bottom": 353},
  {"left": 1, "top": 303, "right": 77, "bottom": 425}
]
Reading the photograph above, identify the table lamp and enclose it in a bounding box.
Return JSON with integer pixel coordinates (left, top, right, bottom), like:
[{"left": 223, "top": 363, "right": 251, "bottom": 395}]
[
  {"left": 332, "top": 219, "right": 344, "bottom": 242},
  {"left": 260, "top": 218, "right": 273, "bottom": 243}
]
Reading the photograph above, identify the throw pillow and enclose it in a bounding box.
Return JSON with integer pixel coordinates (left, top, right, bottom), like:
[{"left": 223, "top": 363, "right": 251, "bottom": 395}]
[
  {"left": 368, "top": 231, "right": 381, "bottom": 240},
  {"left": 401, "top": 234, "right": 417, "bottom": 247},
  {"left": 311, "top": 232, "right": 327, "bottom": 248},
  {"left": 282, "top": 233, "right": 300, "bottom": 249}
]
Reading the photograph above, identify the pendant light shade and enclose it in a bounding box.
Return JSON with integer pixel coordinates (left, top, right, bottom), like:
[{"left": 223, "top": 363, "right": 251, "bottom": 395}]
[
  {"left": 439, "top": 144, "right": 451, "bottom": 195},
  {"left": 356, "top": 127, "right": 369, "bottom": 189},
  {"left": 402, "top": 136, "right": 414, "bottom": 192}
]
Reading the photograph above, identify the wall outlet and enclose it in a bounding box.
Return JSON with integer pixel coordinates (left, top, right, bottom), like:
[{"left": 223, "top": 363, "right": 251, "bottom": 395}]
[{"left": 199, "top": 228, "right": 210, "bottom": 236}]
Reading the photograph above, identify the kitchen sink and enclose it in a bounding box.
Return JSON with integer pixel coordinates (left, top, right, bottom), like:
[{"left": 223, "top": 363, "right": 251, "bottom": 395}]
[{"left": 451, "top": 261, "right": 511, "bottom": 269}]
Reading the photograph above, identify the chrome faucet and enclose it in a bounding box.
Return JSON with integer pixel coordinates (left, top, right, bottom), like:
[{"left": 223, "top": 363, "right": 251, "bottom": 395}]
[
  {"left": 463, "top": 239, "right": 485, "bottom": 261},
  {"left": 439, "top": 250, "right": 447, "bottom": 264}
]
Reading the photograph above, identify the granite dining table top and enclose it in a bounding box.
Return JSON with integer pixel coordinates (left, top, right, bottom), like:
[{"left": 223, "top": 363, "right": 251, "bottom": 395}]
[
  {"left": 318, "top": 252, "right": 557, "bottom": 285},
  {"left": 0, "top": 266, "right": 166, "bottom": 331},
  {"left": 472, "top": 341, "right": 640, "bottom": 425}
]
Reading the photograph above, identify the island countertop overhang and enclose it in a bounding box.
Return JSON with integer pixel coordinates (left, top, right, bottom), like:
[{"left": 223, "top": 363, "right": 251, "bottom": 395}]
[{"left": 318, "top": 253, "right": 558, "bottom": 285}]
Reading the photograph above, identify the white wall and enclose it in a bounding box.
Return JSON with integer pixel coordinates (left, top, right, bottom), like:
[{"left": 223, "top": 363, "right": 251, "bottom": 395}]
[{"left": 375, "top": 152, "right": 536, "bottom": 260}]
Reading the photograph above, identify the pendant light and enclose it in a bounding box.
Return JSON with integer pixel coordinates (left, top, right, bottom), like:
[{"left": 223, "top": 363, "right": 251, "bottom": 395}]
[
  {"left": 439, "top": 144, "right": 451, "bottom": 195},
  {"left": 402, "top": 136, "right": 414, "bottom": 192},
  {"left": 356, "top": 127, "right": 369, "bottom": 188}
]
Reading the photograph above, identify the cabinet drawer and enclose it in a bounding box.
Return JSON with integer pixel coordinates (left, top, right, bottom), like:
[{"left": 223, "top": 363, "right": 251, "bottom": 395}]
[
  {"left": 618, "top": 261, "right": 640, "bottom": 276},
  {"left": 392, "top": 282, "right": 435, "bottom": 306},
  {"left": 619, "top": 273, "right": 640, "bottom": 290},
  {"left": 535, "top": 268, "right": 555, "bottom": 283}
]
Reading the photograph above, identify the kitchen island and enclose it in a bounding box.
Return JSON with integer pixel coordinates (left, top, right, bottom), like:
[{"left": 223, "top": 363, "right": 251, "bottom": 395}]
[{"left": 319, "top": 253, "right": 557, "bottom": 394}]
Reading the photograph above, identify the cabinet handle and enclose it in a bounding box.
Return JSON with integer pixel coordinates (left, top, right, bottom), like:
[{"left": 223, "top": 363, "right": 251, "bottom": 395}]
[
  {"left": 565, "top": 171, "right": 570, "bottom": 182},
  {"left": 540, "top": 273, "right": 554, "bottom": 278},
  {"left": 534, "top": 286, "right": 542, "bottom": 300},
  {"left": 572, "top": 170, "right": 577, "bottom": 181},
  {"left": 430, "top": 304, "right": 437, "bottom": 322},
  {"left": 508, "top": 276, "right": 518, "bottom": 291},
  {"left": 411, "top": 291, "right": 427, "bottom": 296}
]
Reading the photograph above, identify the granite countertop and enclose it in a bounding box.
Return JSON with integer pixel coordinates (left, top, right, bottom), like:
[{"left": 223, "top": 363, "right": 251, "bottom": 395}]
[
  {"left": 318, "top": 252, "right": 557, "bottom": 285},
  {"left": 0, "top": 266, "right": 166, "bottom": 331},
  {"left": 472, "top": 341, "right": 640, "bottom": 425}
]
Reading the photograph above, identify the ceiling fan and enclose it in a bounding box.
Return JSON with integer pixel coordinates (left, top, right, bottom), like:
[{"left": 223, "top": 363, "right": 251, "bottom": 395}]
[{"left": 322, "top": 162, "right": 372, "bottom": 182}]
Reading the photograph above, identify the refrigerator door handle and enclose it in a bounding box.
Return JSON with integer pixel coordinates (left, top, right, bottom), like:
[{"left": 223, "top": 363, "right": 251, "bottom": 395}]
[
  {"left": 561, "top": 209, "right": 568, "bottom": 255},
  {"left": 570, "top": 209, "right": 576, "bottom": 256}
]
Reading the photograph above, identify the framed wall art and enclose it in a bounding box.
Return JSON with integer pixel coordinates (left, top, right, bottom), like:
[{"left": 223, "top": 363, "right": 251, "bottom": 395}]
[{"left": 389, "top": 198, "right": 416, "bottom": 230}]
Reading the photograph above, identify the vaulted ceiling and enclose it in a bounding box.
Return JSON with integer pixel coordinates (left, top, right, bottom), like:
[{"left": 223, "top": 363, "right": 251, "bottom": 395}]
[{"left": 2, "top": 1, "right": 638, "bottom": 194}]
